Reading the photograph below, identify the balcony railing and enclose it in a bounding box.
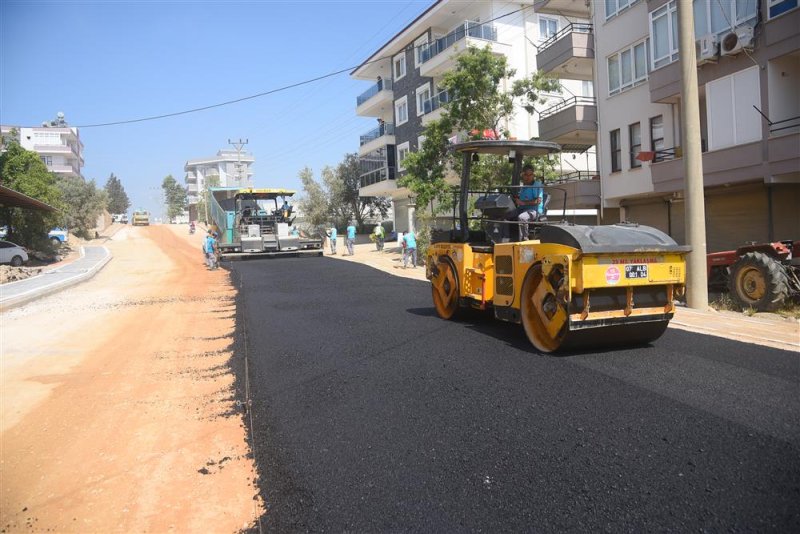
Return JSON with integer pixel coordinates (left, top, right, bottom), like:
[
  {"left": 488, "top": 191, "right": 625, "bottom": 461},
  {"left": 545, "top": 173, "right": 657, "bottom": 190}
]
[
  {"left": 357, "top": 79, "right": 393, "bottom": 107},
  {"left": 422, "top": 90, "right": 452, "bottom": 114},
  {"left": 653, "top": 146, "right": 682, "bottom": 163},
  {"left": 538, "top": 22, "right": 593, "bottom": 53},
  {"left": 360, "top": 166, "right": 396, "bottom": 188},
  {"left": 360, "top": 123, "right": 395, "bottom": 146},
  {"left": 539, "top": 96, "right": 596, "bottom": 119},
  {"left": 768, "top": 114, "right": 800, "bottom": 134},
  {"left": 420, "top": 21, "right": 498, "bottom": 63},
  {"left": 549, "top": 171, "right": 598, "bottom": 184}
]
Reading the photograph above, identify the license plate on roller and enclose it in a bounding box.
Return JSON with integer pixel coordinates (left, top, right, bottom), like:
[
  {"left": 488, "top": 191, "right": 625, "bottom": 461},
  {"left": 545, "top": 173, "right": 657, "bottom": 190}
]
[{"left": 625, "top": 264, "right": 648, "bottom": 279}]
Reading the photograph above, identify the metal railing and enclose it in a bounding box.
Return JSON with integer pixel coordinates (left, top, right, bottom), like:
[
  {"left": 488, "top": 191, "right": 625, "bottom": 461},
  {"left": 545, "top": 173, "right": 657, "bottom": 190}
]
[
  {"left": 539, "top": 96, "right": 597, "bottom": 119},
  {"left": 420, "top": 21, "right": 498, "bottom": 63},
  {"left": 360, "top": 123, "right": 395, "bottom": 146},
  {"left": 357, "top": 79, "right": 393, "bottom": 107},
  {"left": 422, "top": 90, "right": 452, "bottom": 114},
  {"left": 769, "top": 114, "right": 800, "bottom": 134},
  {"left": 549, "top": 171, "right": 598, "bottom": 184},
  {"left": 653, "top": 146, "right": 681, "bottom": 163},
  {"left": 360, "top": 166, "right": 396, "bottom": 188},
  {"left": 538, "top": 22, "right": 593, "bottom": 52}
]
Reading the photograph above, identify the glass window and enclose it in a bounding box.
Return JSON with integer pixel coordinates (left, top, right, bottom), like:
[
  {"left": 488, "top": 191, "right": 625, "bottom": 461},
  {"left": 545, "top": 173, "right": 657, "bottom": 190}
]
[
  {"left": 606, "top": 0, "right": 633, "bottom": 20},
  {"left": 650, "top": 1, "right": 678, "bottom": 69},
  {"left": 393, "top": 53, "right": 406, "bottom": 80},
  {"left": 650, "top": 115, "right": 664, "bottom": 152},
  {"left": 395, "top": 97, "right": 408, "bottom": 125},
  {"left": 608, "top": 55, "right": 620, "bottom": 94},
  {"left": 621, "top": 49, "right": 633, "bottom": 86},
  {"left": 629, "top": 123, "right": 642, "bottom": 168},
  {"left": 416, "top": 85, "right": 431, "bottom": 116},
  {"left": 634, "top": 41, "right": 647, "bottom": 79},
  {"left": 539, "top": 16, "right": 558, "bottom": 40},
  {"left": 610, "top": 129, "right": 622, "bottom": 172},
  {"left": 414, "top": 35, "right": 428, "bottom": 67},
  {"left": 397, "top": 142, "right": 410, "bottom": 170}
]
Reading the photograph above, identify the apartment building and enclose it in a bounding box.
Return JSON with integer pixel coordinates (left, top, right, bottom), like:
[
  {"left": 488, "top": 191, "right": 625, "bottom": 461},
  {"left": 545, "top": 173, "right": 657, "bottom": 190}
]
[
  {"left": 351, "top": 0, "right": 596, "bottom": 233},
  {"left": 184, "top": 149, "right": 255, "bottom": 220},
  {"left": 534, "top": 0, "right": 799, "bottom": 252},
  {"left": 1, "top": 122, "right": 84, "bottom": 179}
]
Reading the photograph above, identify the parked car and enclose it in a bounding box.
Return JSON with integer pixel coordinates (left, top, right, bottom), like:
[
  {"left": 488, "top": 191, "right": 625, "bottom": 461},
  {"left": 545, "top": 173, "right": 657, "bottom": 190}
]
[
  {"left": 0, "top": 240, "right": 29, "bottom": 267},
  {"left": 48, "top": 227, "right": 69, "bottom": 246}
]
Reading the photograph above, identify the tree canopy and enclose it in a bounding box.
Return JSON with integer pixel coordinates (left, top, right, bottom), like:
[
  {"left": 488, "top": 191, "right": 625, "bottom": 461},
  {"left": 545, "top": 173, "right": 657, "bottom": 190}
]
[
  {"left": 57, "top": 176, "right": 108, "bottom": 238},
  {"left": 400, "top": 46, "right": 561, "bottom": 212},
  {"left": 162, "top": 175, "right": 187, "bottom": 221},
  {"left": 297, "top": 154, "right": 390, "bottom": 231},
  {"left": 0, "top": 138, "right": 64, "bottom": 247},
  {"left": 104, "top": 173, "right": 130, "bottom": 214}
]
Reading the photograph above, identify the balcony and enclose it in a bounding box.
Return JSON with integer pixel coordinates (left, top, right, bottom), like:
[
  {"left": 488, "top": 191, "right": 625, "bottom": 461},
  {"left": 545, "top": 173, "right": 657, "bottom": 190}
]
[
  {"left": 187, "top": 183, "right": 199, "bottom": 194},
  {"left": 356, "top": 79, "right": 394, "bottom": 117},
  {"left": 651, "top": 141, "right": 764, "bottom": 193},
  {"left": 359, "top": 166, "right": 397, "bottom": 197},
  {"left": 536, "top": 23, "right": 594, "bottom": 81},
  {"left": 537, "top": 96, "right": 597, "bottom": 151},
  {"left": 533, "top": 0, "right": 590, "bottom": 18},
  {"left": 547, "top": 172, "right": 601, "bottom": 209},
  {"left": 768, "top": 131, "right": 800, "bottom": 182},
  {"left": 359, "top": 123, "right": 396, "bottom": 156},
  {"left": 419, "top": 22, "right": 510, "bottom": 78},
  {"left": 421, "top": 90, "right": 451, "bottom": 125}
]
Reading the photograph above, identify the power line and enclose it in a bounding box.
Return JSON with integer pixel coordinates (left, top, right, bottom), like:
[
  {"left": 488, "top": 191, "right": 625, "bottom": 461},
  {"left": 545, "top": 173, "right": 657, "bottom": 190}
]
[{"left": 74, "top": 5, "right": 532, "bottom": 129}]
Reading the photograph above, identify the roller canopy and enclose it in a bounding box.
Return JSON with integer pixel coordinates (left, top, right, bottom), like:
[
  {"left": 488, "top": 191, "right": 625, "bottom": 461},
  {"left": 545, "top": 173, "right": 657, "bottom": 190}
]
[{"left": 539, "top": 223, "right": 692, "bottom": 254}]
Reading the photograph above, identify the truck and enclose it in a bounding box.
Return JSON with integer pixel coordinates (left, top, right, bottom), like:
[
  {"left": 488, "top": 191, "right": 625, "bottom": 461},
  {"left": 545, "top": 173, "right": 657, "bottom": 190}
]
[
  {"left": 425, "top": 140, "right": 690, "bottom": 353},
  {"left": 208, "top": 187, "right": 323, "bottom": 259},
  {"left": 132, "top": 210, "right": 150, "bottom": 226}
]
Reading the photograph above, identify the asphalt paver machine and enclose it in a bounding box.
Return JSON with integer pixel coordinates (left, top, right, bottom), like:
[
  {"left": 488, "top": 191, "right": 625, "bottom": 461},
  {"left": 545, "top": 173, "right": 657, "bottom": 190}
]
[
  {"left": 209, "top": 187, "right": 323, "bottom": 259},
  {"left": 425, "top": 140, "right": 691, "bottom": 353}
]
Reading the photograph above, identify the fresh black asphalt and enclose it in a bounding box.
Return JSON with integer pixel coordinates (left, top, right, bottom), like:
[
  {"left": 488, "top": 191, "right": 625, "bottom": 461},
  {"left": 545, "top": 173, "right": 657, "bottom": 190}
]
[{"left": 228, "top": 257, "right": 800, "bottom": 532}]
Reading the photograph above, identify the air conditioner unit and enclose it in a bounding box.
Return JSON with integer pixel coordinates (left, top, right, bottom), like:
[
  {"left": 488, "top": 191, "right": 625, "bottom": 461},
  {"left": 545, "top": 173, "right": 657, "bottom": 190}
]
[
  {"left": 695, "top": 34, "right": 719, "bottom": 65},
  {"left": 721, "top": 25, "right": 755, "bottom": 56}
]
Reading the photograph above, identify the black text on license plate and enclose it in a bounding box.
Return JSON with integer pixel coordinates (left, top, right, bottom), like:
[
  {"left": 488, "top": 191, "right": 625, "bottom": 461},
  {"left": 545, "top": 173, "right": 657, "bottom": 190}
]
[{"left": 625, "top": 264, "right": 648, "bottom": 279}]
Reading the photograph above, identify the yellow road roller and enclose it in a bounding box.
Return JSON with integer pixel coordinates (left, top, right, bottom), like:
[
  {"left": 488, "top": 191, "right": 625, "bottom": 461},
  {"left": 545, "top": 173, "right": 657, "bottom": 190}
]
[{"left": 425, "top": 140, "right": 690, "bottom": 353}]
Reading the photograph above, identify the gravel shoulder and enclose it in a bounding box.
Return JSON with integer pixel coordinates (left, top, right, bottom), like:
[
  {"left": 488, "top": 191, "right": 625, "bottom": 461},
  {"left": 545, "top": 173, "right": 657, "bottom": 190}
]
[{"left": 1, "top": 224, "right": 262, "bottom": 532}]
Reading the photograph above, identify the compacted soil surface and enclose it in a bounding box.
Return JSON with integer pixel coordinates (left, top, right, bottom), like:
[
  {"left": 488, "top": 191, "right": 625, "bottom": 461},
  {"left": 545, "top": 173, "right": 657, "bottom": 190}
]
[{"left": 1, "top": 224, "right": 262, "bottom": 532}]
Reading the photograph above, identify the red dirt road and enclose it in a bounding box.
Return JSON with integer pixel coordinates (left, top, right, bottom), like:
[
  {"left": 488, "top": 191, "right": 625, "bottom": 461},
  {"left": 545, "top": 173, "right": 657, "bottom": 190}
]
[{"left": 1, "top": 225, "right": 262, "bottom": 532}]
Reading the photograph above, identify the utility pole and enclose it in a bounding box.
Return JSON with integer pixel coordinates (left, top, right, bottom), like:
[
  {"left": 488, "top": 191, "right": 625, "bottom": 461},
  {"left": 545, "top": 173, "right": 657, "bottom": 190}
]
[
  {"left": 678, "top": 0, "right": 709, "bottom": 309},
  {"left": 228, "top": 138, "right": 249, "bottom": 187}
]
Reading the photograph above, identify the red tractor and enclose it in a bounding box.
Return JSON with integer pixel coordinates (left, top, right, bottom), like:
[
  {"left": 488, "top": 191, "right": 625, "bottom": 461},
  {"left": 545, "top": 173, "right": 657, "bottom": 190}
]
[{"left": 707, "top": 240, "right": 800, "bottom": 311}]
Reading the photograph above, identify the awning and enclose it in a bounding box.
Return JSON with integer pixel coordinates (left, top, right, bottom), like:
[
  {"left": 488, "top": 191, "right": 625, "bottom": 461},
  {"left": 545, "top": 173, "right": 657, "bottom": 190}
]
[{"left": 0, "top": 185, "right": 56, "bottom": 212}]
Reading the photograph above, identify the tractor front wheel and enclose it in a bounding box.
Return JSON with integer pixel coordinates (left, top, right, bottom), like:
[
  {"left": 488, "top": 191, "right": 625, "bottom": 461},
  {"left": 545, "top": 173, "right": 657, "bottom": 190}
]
[{"left": 728, "top": 252, "right": 790, "bottom": 311}]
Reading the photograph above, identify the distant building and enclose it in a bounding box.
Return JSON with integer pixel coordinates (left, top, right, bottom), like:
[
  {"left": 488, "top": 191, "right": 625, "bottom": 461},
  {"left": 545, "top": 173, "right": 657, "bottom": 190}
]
[
  {"left": 1, "top": 113, "right": 84, "bottom": 179},
  {"left": 184, "top": 149, "right": 255, "bottom": 220}
]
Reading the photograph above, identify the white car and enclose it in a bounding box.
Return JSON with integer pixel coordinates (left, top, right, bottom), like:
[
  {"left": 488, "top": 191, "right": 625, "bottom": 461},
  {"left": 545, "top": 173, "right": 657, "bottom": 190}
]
[{"left": 0, "top": 240, "right": 29, "bottom": 267}]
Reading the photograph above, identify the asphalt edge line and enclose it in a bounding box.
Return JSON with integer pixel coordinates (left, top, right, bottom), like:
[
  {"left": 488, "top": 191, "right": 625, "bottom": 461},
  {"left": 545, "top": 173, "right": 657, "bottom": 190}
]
[
  {"left": 669, "top": 320, "right": 800, "bottom": 352},
  {"left": 0, "top": 246, "right": 112, "bottom": 312}
]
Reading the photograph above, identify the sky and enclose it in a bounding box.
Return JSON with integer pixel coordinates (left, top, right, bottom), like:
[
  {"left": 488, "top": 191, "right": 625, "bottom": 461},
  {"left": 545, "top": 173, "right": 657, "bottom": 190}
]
[{"left": 1, "top": 0, "right": 430, "bottom": 218}]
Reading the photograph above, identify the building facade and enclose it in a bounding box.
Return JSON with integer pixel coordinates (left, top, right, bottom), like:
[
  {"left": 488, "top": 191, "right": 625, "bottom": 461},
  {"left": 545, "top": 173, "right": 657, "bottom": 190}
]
[
  {"left": 184, "top": 149, "right": 255, "bottom": 220},
  {"left": 533, "top": 0, "right": 799, "bottom": 251},
  {"left": 351, "top": 0, "right": 597, "bottom": 233},
  {"left": 1, "top": 123, "right": 84, "bottom": 180}
]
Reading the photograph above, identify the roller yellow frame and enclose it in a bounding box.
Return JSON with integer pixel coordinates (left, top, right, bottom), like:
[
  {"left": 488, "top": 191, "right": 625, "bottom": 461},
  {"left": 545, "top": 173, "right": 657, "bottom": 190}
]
[{"left": 425, "top": 141, "right": 690, "bottom": 353}]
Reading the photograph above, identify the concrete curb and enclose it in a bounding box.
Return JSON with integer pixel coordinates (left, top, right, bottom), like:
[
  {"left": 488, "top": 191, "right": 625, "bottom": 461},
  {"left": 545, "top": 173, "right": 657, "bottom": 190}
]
[{"left": 0, "top": 246, "right": 112, "bottom": 312}]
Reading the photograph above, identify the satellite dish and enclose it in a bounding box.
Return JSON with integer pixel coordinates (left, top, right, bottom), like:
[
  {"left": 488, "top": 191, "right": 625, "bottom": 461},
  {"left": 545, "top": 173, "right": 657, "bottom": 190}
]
[{"left": 57, "top": 112, "right": 65, "bottom": 119}]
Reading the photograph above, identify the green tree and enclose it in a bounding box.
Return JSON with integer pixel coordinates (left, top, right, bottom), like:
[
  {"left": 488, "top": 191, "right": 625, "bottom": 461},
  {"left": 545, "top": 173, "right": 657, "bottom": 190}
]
[
  {"left": 400, "top": 46, "right": 561, "bottom": 212},
  {"left": 162, "top": 174, "right": 187, "bottom": 221},
  {"left": 297, "top": 166, "right": 331, "bottom": 228},
  {"left": 297, "top": 156, "right": 390, "bottom": 232},
  {"left": 195, "top": 174, "right": 220, "bottom": 224},
  {"left": 331, "top": 153, "right": 390, "bottom": 231},
  {"left": 56, "top": 176, "right": 108, "bottom": 239},
  {"left": 104, "top": 173, "right": 130, "bottom": 214},
  {"left": 0, "top": 139, "right": 64, "bottom": 247}
]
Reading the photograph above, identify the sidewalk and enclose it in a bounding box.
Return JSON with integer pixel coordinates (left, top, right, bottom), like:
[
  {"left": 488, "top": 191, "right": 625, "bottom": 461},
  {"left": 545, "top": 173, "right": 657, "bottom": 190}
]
[
  {"left": 328, "top": 241, "right": 799, "bottom": 352},
  {"left": 0, "top": 246, "right": 112, "bottom": 311}
]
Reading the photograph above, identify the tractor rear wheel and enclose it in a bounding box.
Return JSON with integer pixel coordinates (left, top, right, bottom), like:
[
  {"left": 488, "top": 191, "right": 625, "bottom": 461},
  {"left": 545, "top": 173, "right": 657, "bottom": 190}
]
[
  {"left": 431, "top": 257, "right": 460, "bottom": 320},
  {"left": 728, "top": 252, "right": 790, "bottom": 311}
]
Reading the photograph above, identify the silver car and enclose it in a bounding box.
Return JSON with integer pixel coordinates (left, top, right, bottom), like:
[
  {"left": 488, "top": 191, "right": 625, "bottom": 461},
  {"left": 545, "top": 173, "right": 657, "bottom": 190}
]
[{"left": 0, "top": 240, "right": 29, "bottom": 267}]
